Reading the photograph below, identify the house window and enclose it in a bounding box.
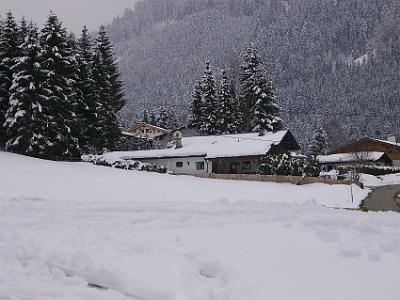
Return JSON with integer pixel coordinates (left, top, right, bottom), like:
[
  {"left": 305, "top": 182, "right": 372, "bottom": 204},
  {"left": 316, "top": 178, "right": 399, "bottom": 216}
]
[
  {"left": 176, "top": 162, "right": 183, "bottom": 168},
  {"left": 243, "top": 161, "right": 251, "bottom": 170},
  {"left": 196, "top": 162, "right": 205, "bottom": 170}
]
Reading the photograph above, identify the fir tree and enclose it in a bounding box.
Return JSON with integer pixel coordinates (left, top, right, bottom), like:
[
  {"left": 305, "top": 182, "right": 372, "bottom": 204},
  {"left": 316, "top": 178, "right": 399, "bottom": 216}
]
[
  {"left": 309, "top": 126, "right": 328, "bottom": 156},
  {"left": 91, "top": 25, "right": 125, "bottom": 152},
  {"left": 158, "top": 106, "right": 178, "bottom": 129},
  {"left": 141, "top": 108, "right": 149, "bottom": 123},
  {"left": 239, "top": 43, "right": 282, "bottom": 134},
  {"left": 4, "top": 26, "right": 52, "bottom": 157},
  {"left": 39, "top": 12, "right": 80, "bottom": 158},
  {"left": 189, "top": 80, "right": 203, "bottom": 131},
  {"left": 200, "top": 61, "right": 219, "bottom": 135},
  {"left": 76, "top": 26, "right": 97, "bottom": 153},
  {"left": 0, "top": 12, "right": 19, "bottom": 146},
  {"left": 149, "top": 109, "right": 158, "bottom": 126},
  {"left": 218, "top": 69, "right": 240, "bottom": 134}
]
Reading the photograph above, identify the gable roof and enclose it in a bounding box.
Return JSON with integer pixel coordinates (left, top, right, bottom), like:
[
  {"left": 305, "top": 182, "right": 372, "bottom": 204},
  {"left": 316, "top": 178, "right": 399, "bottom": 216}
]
[
  {"left": 318, "top": 152, "right": 390, "bottom": 164},
  {"left": 104, "top": 130, "right": 298, "bottom": 161},
  {"left": 126, "top": 122, "right": 169, "bottom": 133}
]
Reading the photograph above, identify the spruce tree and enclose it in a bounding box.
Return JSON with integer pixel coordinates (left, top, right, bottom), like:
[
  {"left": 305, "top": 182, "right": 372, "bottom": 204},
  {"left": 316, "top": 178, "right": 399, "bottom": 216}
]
[
  {"left": 200, "top": 61, "right": 219, "bottom": 135},
  {"left": 158, "top": 106, "right": 178, "bottom": 129},
  {"left": 4, "top": 26, "right": 52, "bottom": 157},
  {"left": 309, "top": 126, "right": 328, "bottom": 156},
  {"left": 0, "top": 12, "right": 19, "bottom": 146},
  {"left": 239, "top": 43, "right": 282, "bottom": 135},
  {"left": 76, "top": 26, "right": 97, "bottom": 153},
  {"left": 239, "top": 44, "right": 283, "bottom": 134},
  {"left": 91, "top": 25, "right": 125, "bottom": 152},
  {"left": 189, "top": 80, "right": 203, "bottom": 131},
  {"left": 218, "top": 69, "right": 240, "bottom": 134},
  {"left": 149, "top": 109, "right": 158, "bottom": 126},
  {"left": 39, "top": 12, "right": 80, "bottom": 158},
  {"left": 141, "top": 108, "right": 149, "bottom": 123}
]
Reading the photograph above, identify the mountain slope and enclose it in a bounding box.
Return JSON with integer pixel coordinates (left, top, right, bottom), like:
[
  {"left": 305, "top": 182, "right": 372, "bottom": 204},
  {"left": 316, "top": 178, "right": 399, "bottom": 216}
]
[{"left": 108, "top": 0, "right": 400, "bottom": 148}]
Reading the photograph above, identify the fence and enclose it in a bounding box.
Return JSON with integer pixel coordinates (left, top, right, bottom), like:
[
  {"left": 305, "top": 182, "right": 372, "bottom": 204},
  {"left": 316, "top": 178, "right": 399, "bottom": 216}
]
[{"left": 187, "top": 173, "right": 352, "bottom": 185}]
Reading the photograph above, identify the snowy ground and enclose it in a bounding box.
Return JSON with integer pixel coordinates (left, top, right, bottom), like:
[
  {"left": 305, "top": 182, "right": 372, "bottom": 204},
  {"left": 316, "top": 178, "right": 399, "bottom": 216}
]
[
  {"left": 360, "top": 173, "right": 400, "bottom": 187},
  {"left": 1, "top": 151, "right": 399, "bottom": 300}
]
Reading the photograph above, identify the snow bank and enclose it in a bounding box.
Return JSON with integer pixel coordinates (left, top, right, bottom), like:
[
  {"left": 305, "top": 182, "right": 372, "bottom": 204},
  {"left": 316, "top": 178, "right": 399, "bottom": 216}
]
[{"left": 360, "top": 172, "right": 400, "bottom": 187}]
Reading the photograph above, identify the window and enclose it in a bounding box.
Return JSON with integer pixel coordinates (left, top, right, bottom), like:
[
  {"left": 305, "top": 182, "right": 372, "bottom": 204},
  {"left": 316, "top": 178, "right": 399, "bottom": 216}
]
[
  {"left": 176, "top": 162, "right": 183, "bottom": 168},
  {"left": 196, "top": 162, "right": 205, "bottom": 170},
  {"left": 243, "top": 161, "right": 251, "bottom": 170}
]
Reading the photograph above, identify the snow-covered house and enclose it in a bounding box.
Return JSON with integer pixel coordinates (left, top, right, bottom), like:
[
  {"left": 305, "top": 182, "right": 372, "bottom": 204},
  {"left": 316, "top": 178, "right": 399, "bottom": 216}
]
[
  {"left": 318, "top": 152, "right": 392, "bottom": 170},
  {"left": 331, "top": 135, "right": 400, "bottom": 166},
  {"left": 104, "top": 130, "right": 300, "bottom": 175},
  {"left": 124, "top": 123, "right": 169, "bottom": 140}
]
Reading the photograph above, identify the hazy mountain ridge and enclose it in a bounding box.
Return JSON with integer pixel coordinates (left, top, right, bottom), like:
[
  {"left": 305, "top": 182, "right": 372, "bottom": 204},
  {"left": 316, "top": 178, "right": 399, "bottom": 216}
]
[{"left": 107, "top": 0, "right": 400, "bottom": 148}]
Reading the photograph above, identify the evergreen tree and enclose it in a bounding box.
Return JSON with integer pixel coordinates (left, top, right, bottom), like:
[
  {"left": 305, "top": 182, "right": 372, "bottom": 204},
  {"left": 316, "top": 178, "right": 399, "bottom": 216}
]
[
  {"left": 76, "top": 26, "right": 97, "bottom": 153},
  {"left": 149, "top": 109, "right": 158, "bottom": 126},
  {"left": 4, "top": 26, "right": 52, "bottom": 157},
  {"left": 200, "top": 61, "right": 219, "bottom": 135},
  {"left": 0, "top": 12, "right": 19, "bottom": 146},
  {"left": 39, "top": 12, "right": 80, "bottom": 158},
  {"left": 239, "top": 43, "right": 282, "bottom": 134},
  {"left": 91, "top": 25, "right": 125, "bottom": 152},
  {"left": 309, "top": 126, "right": 328, "bottom": 156},
  {"left": 188, "top": 80, "right": 203, "bottom": 131},
  {"left": 218, "top": 69, "right": 240, "bottom": 134},
  {"left": 158, "top": 106, "right": 178, "bottom": 129},
  {"left": 141, "top": 108, "right": 149, "bottom": 123}
]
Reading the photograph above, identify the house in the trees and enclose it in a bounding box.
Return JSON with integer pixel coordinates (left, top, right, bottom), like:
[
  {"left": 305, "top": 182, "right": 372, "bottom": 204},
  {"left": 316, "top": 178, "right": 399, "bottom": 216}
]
[
  {"left": 154, "top": 125, "right": 202, "bottom": 149},
  {"left": 327, "top": 135, "right": 400, "bottom": 166},
  {"left": 124, "top": 123, "right": 169, "bottom": 140},
  {"left": 111, "top": 130, "right": 300, "bottom": 175}
]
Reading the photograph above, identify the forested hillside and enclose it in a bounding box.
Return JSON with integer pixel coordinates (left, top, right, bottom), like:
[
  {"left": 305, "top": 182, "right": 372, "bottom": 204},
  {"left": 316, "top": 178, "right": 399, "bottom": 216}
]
[{"left": 107, "top": 0, "right": 400, "bottom": 148}]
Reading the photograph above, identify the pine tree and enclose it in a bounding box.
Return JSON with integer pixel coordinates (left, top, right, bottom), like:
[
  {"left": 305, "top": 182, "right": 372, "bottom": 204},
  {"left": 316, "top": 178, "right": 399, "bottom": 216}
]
[
  {"left": 0, "top": 12, "right": 19, "bottom": 146},
  {"left": 39, "top": 12, "right": 80, "bottom": 158},
  {"left": 91, "top": 25, "right": 125, "bottom": 152},
  {"left": 200, "top": 61, "right": 219, "bottom": 135},
  {"left": 158, "top": 106, "right": 178, "bottom": 129},
  {"left": 309, "top": 126, "right": 328, "bottom": 156},
  {"left": 4, "top": 26, "right": 52, "bottom": 157},
  {"left": 149, "top": 109, "right": 158, "bottom": 126},
  {"left": 141, "top": 108, "right": 149, "bottom": 123},
  {"left": 239, "top": 43, "right": 283, "bottom": 134},
  {"left": 218, "top": 69, "right": 240, "bottom": 134},
  {"left": 188, "top": 80, "right": 203, "bottom": 131},
  {"left": 76, "top": 26, "right": 97, "bottom": 153}
]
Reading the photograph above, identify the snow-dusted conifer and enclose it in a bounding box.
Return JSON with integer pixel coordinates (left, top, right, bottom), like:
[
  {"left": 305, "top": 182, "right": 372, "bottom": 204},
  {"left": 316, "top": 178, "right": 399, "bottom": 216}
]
[
  {"left": 0, "top": 12, "right": 19, "bottom": 146},
  {"left": 4, "top": 26, "right": 52, "bottom": 157},
  {"left": 149, "top": 109, "right": 158, "bottom": 126},
  {"left": 39, "top": 12, "right": 80, "bottom": 158},
  {"left": 189, "top": 80, "right": 203, "bottom": 131},
  {"left": 76, "top": 26, "right": 98, "bottom": 153},
  {"left": 158, "top": 106, "right": 178, "bottom": 129},
  {"left": 309, "top": 126, "right": 328, "bottom": 156},
  {"left": 91, "top": 25, "right": 125, "bottom": 152},
  {"left": 141, "top": 108, "right": 149, "bottom": 123},
  {"left": 218, "top": 69, "right": 240, "bottom": 134},
  {"left": 200, "top": 61, "right": 219, "bottom": 135},
  {"left": 239, "top": 43, "right": 282, "bottom": 134}
]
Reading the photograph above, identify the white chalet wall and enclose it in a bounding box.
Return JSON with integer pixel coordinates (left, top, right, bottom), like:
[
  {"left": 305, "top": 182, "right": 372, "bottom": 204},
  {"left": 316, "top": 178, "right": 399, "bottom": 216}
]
[{"left": 137, "top": 156, "right": 210, "bottom": 175}]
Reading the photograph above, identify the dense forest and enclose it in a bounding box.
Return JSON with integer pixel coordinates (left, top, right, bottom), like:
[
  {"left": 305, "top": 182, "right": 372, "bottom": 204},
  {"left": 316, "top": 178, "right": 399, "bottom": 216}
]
[{"left": 107, "top": 0, "right": 400, "bottom": 149}]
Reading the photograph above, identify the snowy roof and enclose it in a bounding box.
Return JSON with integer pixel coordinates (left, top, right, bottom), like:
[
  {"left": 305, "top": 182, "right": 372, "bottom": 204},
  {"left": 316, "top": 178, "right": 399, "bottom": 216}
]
[
  {"left": 318, "top": 152, "right": 387, "bottom": 164},
  {"left": 105, "top": 130, "right": 294, "bottom": 160},
  {"left": 369, "top": 137, "right": 400, "bottom": 147}
]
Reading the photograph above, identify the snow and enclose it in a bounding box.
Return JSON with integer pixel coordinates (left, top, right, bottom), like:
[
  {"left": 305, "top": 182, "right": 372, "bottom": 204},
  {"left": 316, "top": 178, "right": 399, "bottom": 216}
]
[
  {"left": 2, "top": 151, "right": 400, "bottom": 300},
  {"left": 318, "top": 152, "right": 385, "bottom": 163},
  {"left": 105, "top": 130, "right": 289, "bottom": 161},
  {"left": 360, "top": 172, "right": 400, "bottom": 187}
]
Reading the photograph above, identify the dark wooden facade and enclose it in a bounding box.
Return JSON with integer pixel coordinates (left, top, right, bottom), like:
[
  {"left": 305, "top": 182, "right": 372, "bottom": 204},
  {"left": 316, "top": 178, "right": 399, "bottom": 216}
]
[{"left": 333, "top": 137, "right": 400, "bottom": 161}]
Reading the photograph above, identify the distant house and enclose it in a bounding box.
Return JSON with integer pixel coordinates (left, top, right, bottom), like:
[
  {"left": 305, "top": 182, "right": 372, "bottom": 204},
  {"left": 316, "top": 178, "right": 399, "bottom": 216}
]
[
  {"left": 154, "top": 125, "right": 202, "bottom": 149},
  {"left": 318, "top": 152, "right": 393, "bottom": 170},
  {"left": 330, "top": 135, "right": 400, "bottom": 166},
  {"left": 108, "top": 130, "right": 300, "bottom": 175},
  {"left": 124, "top": 123, "right": 169, "bottom": 140}
]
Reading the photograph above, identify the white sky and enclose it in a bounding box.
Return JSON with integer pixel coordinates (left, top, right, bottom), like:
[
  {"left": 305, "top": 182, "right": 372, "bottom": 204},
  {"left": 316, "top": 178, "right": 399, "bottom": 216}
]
[{"left": 1, "top": 0, "right": 137, "bottom": 34}]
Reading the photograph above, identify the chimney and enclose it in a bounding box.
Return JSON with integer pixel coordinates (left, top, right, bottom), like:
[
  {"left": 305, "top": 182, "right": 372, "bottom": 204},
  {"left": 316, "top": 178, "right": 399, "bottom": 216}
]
[
  {"left": 387, "top": 134, "right": 396, "bottom": 144},
  {"left": 174, "top": 131, "right": 183, "bottom": 149}
]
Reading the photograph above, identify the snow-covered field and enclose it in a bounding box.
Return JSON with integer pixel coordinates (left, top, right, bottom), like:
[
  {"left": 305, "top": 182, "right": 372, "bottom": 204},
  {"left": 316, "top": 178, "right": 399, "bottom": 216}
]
[{"left": 1, "top": 151, "right": 399, "bottom": 300}]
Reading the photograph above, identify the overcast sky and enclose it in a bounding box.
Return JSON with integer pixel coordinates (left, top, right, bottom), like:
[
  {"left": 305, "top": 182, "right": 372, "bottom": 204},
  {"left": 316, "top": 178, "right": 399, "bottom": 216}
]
[{"left": 1, "top": 0, "right": 137, "bottom": 34}]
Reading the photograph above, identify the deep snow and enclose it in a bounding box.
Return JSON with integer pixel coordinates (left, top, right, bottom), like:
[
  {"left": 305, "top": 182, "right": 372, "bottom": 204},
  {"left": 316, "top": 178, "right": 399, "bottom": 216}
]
[{"left": 1, "top": 151, "right": 399, "bottom": 300}]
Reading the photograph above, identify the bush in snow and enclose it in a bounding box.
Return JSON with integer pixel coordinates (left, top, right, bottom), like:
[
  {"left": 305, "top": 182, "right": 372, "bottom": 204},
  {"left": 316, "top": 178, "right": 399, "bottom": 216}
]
[
  {"left": 82, "top": 154, "right": 167, "bottom": 174},
  {"left": 258, "top": 152, "right": 320, "bottom": 177}
]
